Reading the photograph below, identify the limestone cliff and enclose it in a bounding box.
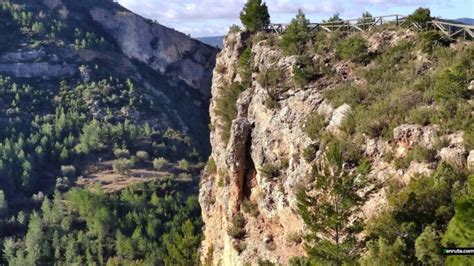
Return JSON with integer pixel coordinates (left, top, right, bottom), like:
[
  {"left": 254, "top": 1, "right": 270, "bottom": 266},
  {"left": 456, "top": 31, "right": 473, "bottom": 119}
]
[
  {"left": 199, "top": 29, "right": 472, "bottom": 264},
  {"left": 89, "top": 7, "right": 217, "bottom": 97}
]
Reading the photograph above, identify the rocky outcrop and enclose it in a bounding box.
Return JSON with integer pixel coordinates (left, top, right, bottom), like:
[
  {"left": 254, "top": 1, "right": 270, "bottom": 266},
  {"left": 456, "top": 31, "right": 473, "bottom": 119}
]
[
  {"left": 439, "top": 145, "right": 467, "bottom": 169},
  {"left": 393, "top": 124, "right": 439, "bottom": 150},
  {"left": 199, "top": 29, "right": 467, "bottom": 265},
  {"left": 468, "top": 150, "right": 474, "bottom": 173},
  {"left": 89, "top": 8, "right": 218, "bottom": 97}
]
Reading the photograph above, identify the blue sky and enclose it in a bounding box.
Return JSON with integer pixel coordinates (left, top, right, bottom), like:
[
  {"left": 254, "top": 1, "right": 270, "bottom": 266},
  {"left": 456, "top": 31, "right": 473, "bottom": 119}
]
[{"left": 117, "top": 0, "right": 474, "bottom": 37}]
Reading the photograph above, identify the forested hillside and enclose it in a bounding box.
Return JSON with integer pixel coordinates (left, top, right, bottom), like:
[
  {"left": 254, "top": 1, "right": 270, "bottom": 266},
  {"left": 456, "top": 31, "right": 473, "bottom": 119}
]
[{"left": 0, "top": 0, "right": 216, "bottom": 264}]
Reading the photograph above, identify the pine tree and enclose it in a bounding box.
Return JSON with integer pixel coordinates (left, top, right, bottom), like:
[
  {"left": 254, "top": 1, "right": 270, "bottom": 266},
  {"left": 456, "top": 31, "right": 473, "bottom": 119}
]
[
  {"left": 3, "top": 238, "right": 16, "bottom": 264},
  {"left": 280, "top": 9, "right": 311, "bottom": 55},
  {"left": 25, "top": 212, "right": 44, "bottom": 265},
  {"left": 360, "top": 237, "right": 407, "bottom": 265},
  {"left": 164, "top": 220, "right": 202, "bottom": 265},
  {"left": 297, "top": 142, "right": 367, "bottom": 265},
  {"left": 239, "top": 0, "right": 270, "bottom": 33},
  {"left": 415, "top": 226, "right": 441, "bottom": 264},
  {"left": 407, "top": 7, "right": 431, "bottom": 29}
]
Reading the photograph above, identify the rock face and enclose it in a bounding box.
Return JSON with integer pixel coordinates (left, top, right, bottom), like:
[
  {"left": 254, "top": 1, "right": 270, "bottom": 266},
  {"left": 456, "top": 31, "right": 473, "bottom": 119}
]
[
  {"left": 90, "top": 8, "right": 217, "bottom": 97},
  {"left": 199, "top": 30, "right": 469, "bottom": 265},
  {"left": 468, "top": 150, "right": 474, "bottom": 172}
]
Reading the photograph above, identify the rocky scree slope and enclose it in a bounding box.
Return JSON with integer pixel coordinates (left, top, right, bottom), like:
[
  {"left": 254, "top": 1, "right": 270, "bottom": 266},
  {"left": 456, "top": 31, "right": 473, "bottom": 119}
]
[{"left": 199, "top": 29, "right": 473, "bottom": 264}]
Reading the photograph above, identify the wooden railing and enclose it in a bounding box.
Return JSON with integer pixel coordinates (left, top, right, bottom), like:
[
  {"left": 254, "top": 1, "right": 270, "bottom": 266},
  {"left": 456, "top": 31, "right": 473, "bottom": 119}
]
[{"left": 268, "top": 14, "right": 474, "bottom": 40}]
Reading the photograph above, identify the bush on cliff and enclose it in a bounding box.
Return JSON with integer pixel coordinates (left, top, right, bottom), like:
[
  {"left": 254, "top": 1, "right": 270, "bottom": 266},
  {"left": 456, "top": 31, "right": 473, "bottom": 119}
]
[
  {"left": 215, "top": 82, "right": 245, "bottom": 144},
  {"left": 336, "top": 34, "right": 369, "bottom": 63},
  {"left": 280, "top": 9, "right": 311, "bottom": 55}
]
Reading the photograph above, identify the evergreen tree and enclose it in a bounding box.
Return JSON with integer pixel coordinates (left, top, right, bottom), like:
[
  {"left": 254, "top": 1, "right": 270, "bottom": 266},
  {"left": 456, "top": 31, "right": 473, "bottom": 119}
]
[
  {"left": 25, "top": 212, "right": 45, "bottom": 265},
  {"left": 325, "top": 13, "right": 342, "bottom": 22},
  {"left": 164, "top": 220, "right": 202, "bottom": 265},
  {"left": 239, "top": 0, "right": 270, "bottom": 33},
  {"left": 415, "top": 226, "right": 442, "bottom": 264},
  {"left": 297, "top": 142, "right": 367, "bottom": 265},
  {"left": 280, "top": 9, "right": 311, "bottom": 55},
  {"left": 358, "top": 12, "right": 374, "bottom": 30},
  {"left": 407, "top": 7, "right": 431, "bottom": 29},
  {"left": 360, "top": 237, "right": 407, "bottom": 266},
  {"left": 3, "top": 238, "right": 16, "bottom": 264},
  {"left": 442, "top": 175, "right": 474, "bottom": 265}
]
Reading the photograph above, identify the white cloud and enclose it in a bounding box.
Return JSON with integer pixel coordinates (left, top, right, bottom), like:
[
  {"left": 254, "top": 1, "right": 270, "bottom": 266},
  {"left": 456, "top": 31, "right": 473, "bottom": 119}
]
[{"left": 117, "top": 0, "right": 470, "bottom": 37}]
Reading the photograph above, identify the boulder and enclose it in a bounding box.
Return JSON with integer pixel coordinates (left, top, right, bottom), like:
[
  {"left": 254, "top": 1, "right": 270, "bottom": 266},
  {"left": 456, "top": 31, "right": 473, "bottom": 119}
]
[
  {"left": 467, "top": 150, "right": 474, "bottom": 173},
  {"left": 439, "top": 145, "right": 467, "bottom": 169},
  {"left": 393, "top": 124, "right": 439, "bottom": 149},
  {"left": 327, "top": 104, "right": 352, "bottom": 133}
]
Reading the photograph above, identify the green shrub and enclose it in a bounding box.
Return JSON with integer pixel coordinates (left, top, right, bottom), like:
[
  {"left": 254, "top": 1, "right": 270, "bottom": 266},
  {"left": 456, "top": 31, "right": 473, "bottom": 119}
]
[
  {"left": 206, "top": 157, "right": 217, "bottom": 174},
  {"left": 136, "top": 151, "right": 149, "bottom": 161},
  {"left": 227, "top": 213, "right": 246, "bottom": 239},
  {"left": 178, "top": 173, "right": 193, "bottom": 181},
  {"left": 465, "top": 131, "right": 474, "bottom": 150},
  {"left": 324, "top": 83, "right": 366, "bottom": 107},
  {"left": 241, "top": 199, "right": 259, "bottom": 217},
  {"left": 238, "top": 48, "right": 252, "bottom": 86},
  {"left": 418, "top": 31, "right": 451, "bottom": 54},
  {"left": 229, "top": 24, "right": 241, "bottom": 34},
  {"left": 336, "top": 34, "right": 369, "bottom": 63},
  {"left": 153, "top": 157, "right": 168, "bottom": 171},
  {"left": 113, "top": 158, "right": 134, "bottom": 174},
  {"left": 434, "top": 66, "right": 469, "bottom": 101},
  {"left": 357, "top": 158, "right": 372, "bottom": 175},
  {"left": 407, "top": 107, "right": 432, "bottom": 126},
  {"left": 61, "top": 165, "right": 76, "bottom": 178},
  {"left": 280, "top": 9, "right": 311, "bottom": 55},
  {"left": 264, "top": 95, "right": 278, "bottom": 109},
  {"left": 367, "top": 163, "right": 464, "bottom": 263},
  {"left": 259, "top": 163, "right": 280, "bottom": 179},
  {"left": 178, "top": 159, "right": 190, "bottom": 171},
  {"left": 114, "top": 148, "right": 130, "bottom": 158},
  {"left": 215, "top": 82, "right": 246, "bottom": 144},
  {"left": 293, "top": 55, "right": 321, "bottom": 87},
  {"left": 302, "top": 113, "right": 325, "bottom": 141},
  {"left": 394, "top": 145, "right": 435, "bottom": 170},
  {"left": 257, "top": 66, "right": 281, "bottom": 89},
  {"left": 340, "top": 112, "right": 356, "bottom": 135},
  {"left": 251, "top": 32, "right": 278, "bottom": 46}
]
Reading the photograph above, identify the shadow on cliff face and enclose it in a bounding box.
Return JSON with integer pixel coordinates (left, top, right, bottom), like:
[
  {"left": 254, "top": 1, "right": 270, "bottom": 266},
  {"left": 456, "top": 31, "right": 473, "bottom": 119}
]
[{"left": 243, "top": 124, "right": 256, "bottom": 200}]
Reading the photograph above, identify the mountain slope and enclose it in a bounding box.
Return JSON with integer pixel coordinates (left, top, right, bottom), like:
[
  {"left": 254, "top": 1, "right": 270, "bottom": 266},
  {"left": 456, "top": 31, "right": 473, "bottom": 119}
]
[
  {"left": 456, "top": 18, "right": 474, "bottom": 25},
  {"left": 0, "top": 1, "right": 217, "bottom": 263}
]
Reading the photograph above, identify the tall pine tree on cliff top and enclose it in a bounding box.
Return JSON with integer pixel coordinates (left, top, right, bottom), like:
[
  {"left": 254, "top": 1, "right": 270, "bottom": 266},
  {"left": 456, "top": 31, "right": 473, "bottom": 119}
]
[{"left": 240, "top": 0, "right": 270, "bottom": 33}]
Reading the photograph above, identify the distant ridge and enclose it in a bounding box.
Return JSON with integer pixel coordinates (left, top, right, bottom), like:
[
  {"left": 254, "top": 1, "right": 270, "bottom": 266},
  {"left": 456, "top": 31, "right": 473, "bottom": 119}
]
[
  {"left": 196, "top": 36, "right": 224, "bottom": 49},
  {"left": 455, "top": 18, "right": 474, "bottom": 25}
]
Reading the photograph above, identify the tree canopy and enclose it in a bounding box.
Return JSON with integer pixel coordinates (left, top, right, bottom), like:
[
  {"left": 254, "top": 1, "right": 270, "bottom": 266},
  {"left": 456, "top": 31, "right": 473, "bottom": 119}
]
[{"left": 239, "top": 0, "right": 270, "bottom": 33}]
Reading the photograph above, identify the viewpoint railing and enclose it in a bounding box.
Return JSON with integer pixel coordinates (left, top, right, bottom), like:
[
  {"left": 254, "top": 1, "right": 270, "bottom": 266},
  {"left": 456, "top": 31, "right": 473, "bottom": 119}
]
[{"left": 268, "top": 14, "right": 474, "bottom": 40}]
